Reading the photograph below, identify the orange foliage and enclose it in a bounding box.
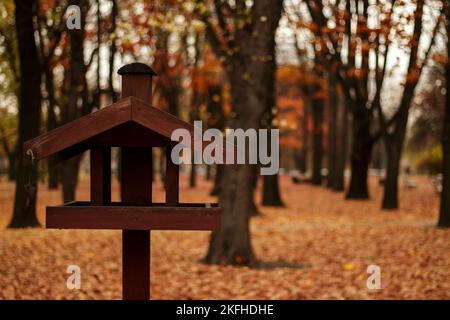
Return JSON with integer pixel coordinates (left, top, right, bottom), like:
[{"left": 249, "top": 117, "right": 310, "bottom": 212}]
[{"left": 0, "top": 176, "right": 449, "bottom": 299}]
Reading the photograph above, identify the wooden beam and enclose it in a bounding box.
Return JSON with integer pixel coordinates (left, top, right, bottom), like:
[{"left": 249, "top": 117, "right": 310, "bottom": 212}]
[
  {"left": 119, "top": 63, "right": 155, "bottom": 301},
  {"left": 120, "top": 147, "right": 152, "bottom": 206},
  {"left": 46, "top": 205, "right": 221, "bottom": 230}
]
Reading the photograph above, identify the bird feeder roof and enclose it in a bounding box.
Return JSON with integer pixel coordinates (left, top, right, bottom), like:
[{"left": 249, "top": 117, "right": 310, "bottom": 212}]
[{"left": 24, "top": 96, "right": 226, "bottom": 162}]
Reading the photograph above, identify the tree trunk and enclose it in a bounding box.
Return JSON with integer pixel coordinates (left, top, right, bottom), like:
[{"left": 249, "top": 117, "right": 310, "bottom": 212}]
[
  {"left": 44, "top": 67, "right": 60, "bottom": 190},
  {"left": 311, "top": 99, "right": 324, "bottom": 185},
  {"left": 61, "top": 156, "right": 81, "bottom": 203},
  {"left": 250, "top": 164, "right": 260, "bottom": 216},
  {"left": 262, "top": 174, "right": 283, "bottom": 207},
  {"left": 381, "top": 100, "right": 410, "bottom": 210},
  {"left": 327, "top": 73, "right": 338, "bottom": 188},
  {"left": 206, "top": 78, "right": 259, "bottom": 265},
  {"left": 189, "top": 32, "right": 202, "bottom": 189},
  {"left": 189, "top": 157, "right": 197, "bottom": 188},
  {"left": 47, "top": 157, "right": 60, "bottom": 189},
  {"left": 261, "top": 43, "right": 283, "bottom": 207},
  {"left": 382, "top": 145, "right": 401, "bottom": 209},
  {"left": 261, "top": 129, "right": 283, "bottom": 206},
  {"left": 297, "top": 96, "right": 310, "bottom": 174},
  {"left": 7, "top": 146, "right": 17, "bottom": 181},
  {"left": 204, "top": 0, "right": 282, "bottom": 265},
  {"left": 205, "top": 163, "right": 255, "bottom": 265},
  {"left": 346, "top": 113, "right": 373, "bottom": 199},
  {"left": 9, "top": 0, "right": 41, "bottom": 228},
  {"left": 207, "top": 84, "right": 225, "bottom": 194},
  {"left": 205, "top": 164, "right": 212, "bottom": 181},
  {"left": 108, "top": 0, "right": 118, "bottom": 103},
  {"left": 61, "top": 0, "right": 86, "bottom": 203},
  {"left": 438, "top": 9, "right": 450, "bottom": 227},
  {"left": 210, "top": 164, "right": 222, "bottom": 196},
  {"left": 333, "top": 96, "right": 349, "bottom": 192},
  {"left": 380, "top": 0, "right": 424, "bottom": 209}
]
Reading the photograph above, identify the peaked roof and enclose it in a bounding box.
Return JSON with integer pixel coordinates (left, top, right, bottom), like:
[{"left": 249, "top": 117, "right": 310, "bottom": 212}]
[
  {"left": 118, "top": 62, "right": 157, "bottom": 76},
  {"left": 24, "top": 97, "right": 219, "bottom": 161}
]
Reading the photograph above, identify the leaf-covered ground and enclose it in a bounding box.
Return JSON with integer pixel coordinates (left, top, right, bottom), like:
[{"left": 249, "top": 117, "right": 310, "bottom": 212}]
[{"left": 0, "top": 175, "right": 449, "bottom": 299}]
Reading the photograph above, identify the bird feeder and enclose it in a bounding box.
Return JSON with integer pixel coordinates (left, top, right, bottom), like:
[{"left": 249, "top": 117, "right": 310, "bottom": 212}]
[{"left": 24, "top": 63, "right": 221, "bottom": 300}]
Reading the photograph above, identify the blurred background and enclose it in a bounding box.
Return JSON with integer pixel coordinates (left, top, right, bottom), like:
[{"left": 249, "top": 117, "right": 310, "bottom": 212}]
[{"left": 0, "top": 0, "right": 449, "bottom": 299}]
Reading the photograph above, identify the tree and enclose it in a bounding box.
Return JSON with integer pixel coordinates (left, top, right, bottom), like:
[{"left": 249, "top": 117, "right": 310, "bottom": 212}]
[
  {"left": 327, "top": 67, "right": 338, "bottom": 188},
  {"left": 289, "top": 0, "right": 396, "bottom": 199},
  {"left": 290, "top": 0, "right": 440, "bottom": 208},
  {"left": 0, "top": 113, "right": 18, "bottom": 181},
  {"left": 189, "top": 32, "right": 202, "bottom": 188},
  {"left": 408, "top": 65, "right": 445, "bottom": 154},
  {"left": 261, "top": 33, "right": 284, "bottom": 207},
  {"left": 9, "top": 0, "right": 41, "bottom": 227},
  {"left": 286, "top": 3, "right": 327, "bottom": 186},
  {"left": 59, "top": 0, "right": 89, "bottom": 203},
  {"left": 206, "top": 83, "right": 226, "bottom": 193},
  {"left": 333, "top": 84, "right": 349, "bottom": 192},
  {"left": 36, "top": 0, "right": 67, "bottom": 189},
  {"left": 0, "top": 0, "right": 20, "bottom": 182},
  {"left": 438, "top": 1, "right": 450, "bottom": 227},
  {"left": 379, "top": 0, "right": 443, "bottom": 209},
  {"left": 311, "top": 87, "right": 325, "bottom": 185},
  {"left": 197, "top": 0, "right": 283, "bottom": 265}
]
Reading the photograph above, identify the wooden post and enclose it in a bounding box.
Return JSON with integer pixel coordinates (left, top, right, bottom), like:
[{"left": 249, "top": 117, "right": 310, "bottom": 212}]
[
  {"left": 166, "top": 146, "right": 179, "bottom": 206},
  {"left": 90, "top": 146, "right": 111, "bottom": 206},
  {"left": 118, "top": 63, "right": 156, "bottom": 300}
]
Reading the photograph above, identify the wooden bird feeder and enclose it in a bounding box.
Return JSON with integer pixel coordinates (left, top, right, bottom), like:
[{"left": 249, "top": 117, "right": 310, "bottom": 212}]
[{"left": 24, "top": 63, "right": 221, "bottom": 300}]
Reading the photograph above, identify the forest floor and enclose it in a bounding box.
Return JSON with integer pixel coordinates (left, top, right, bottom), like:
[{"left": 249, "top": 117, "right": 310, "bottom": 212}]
[{"left": 0, "top": 174, "right": 449, "bottom": 299}]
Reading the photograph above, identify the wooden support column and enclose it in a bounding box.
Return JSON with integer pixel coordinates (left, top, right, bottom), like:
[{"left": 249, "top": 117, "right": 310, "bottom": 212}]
[
  {"left": 121, "top": 147, "right": 152, "bottom": 300},
  {"left": 166, "top": 145, "right": 179, "bottom": 206},
  {"left": 90, "top": 147, "right": 111, "bottom": 205},
  {"left": 118, "top": 63, "right": 156, "bottom": 300}
]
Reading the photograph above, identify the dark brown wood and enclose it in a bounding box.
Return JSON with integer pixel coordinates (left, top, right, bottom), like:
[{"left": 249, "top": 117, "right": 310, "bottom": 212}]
[
  {"left": 131, "top": 98, "right": 194, "bottom": 142},
  {"left": 119, "top": 63, "right": 155, "bottom": 301},
  {"left": 24, "top": 97, "right": 227, "bottom": 162},
  {"left": 90, "top": 147, "right": 111, "bottom": 205},
  {"left": 166, "top": 146, "right": 179, "bottom": 206},
  {"left": 59, "top": 201, "right": 219, "bottom": 207},
  {"left": 84, "top": 122, "right": 170, "bottom": 148},
  {"left": 46, "top": 205, "right": 221, "bottom": 230},
  {"left": 121, "top": 147, "right": 152, "bottom": 300},
  {"left": 24, "top": 98, "right": 131, "bottom": 161},
  {"left": 118, "top": 63, "right": 157, "bottom": 76},
  {"left": 121, "top": 147, "right": 152, "bottom": 206},
  {"left": 122, "top": 229, "right": 150, "bottom": 300},
  {"left": 121, "top": 75, "right": 153, "bottom": 102}
]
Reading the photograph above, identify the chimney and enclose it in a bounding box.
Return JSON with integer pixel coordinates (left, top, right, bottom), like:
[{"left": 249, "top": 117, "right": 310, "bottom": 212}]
[{"left": 118, "top": 62, "right": 157, "bottom": 105}]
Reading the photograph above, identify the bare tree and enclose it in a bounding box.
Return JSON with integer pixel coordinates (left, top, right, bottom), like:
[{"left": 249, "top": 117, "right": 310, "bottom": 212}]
[
  {"left": 198, "top": 0, "right": 283, "bottom": 265},
  {"left": 9, "top": 0, "right": 41, "bottom": 227},
  {"left": 379, "top": 1, "right": 443, "bottom": 209}
]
